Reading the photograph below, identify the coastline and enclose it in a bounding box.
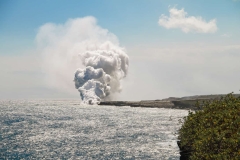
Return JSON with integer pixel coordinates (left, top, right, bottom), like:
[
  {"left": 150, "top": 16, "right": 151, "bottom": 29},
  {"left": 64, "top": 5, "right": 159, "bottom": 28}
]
[
  {"left": 100, "top": 94, "right": 240, "bottom": 159},
  {"left": 99, "top": 94, "right": 240, "bottom": 110}
]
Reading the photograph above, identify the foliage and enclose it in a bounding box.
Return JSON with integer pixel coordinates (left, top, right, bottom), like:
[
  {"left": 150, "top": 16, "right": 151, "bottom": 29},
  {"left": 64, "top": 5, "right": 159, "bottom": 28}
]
[{"left": 178, "top": 93, "right": 240, "bottom": 159}]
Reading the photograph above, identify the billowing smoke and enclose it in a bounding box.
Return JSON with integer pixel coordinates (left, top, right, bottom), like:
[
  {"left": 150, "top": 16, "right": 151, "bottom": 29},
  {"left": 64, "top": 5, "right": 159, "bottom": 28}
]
[
  {"left": 36, "top": 16, "right": 129, "bottom": 103},
  {"left": 74, "top": 41, "right": 129, "bottom": 104}
]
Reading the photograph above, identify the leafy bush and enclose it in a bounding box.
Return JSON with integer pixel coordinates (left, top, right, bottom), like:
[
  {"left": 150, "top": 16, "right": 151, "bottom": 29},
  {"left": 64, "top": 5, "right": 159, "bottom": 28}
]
[{"left": 178, "top": 93, "right": 240, "bottom": 159}]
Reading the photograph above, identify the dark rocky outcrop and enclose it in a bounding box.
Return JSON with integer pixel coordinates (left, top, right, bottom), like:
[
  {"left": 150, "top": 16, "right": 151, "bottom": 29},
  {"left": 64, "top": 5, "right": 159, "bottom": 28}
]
[{"left": 177, "top": 141, "right": 191, "bottom": 160}]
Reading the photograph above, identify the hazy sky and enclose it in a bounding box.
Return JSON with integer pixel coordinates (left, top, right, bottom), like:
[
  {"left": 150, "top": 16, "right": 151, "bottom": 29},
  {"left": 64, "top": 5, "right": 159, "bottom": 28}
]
[{"left": 1, "top": 0, "right": 240, "bottom": 100}]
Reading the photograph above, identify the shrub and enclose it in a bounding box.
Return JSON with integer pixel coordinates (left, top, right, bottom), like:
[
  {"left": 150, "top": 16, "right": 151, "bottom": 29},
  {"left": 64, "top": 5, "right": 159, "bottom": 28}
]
[{"left": 178, "top": 93, "right": 240, "bottom": 159}]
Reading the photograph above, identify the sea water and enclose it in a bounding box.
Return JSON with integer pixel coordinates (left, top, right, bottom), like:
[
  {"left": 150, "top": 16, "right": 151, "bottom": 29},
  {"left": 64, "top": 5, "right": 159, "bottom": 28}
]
[{"left": 0, "top": 100, "right": 188, "bottom": 159}]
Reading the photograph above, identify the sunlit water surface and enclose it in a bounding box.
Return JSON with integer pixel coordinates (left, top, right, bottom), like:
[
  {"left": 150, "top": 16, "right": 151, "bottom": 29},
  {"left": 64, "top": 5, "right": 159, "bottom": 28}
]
[{"left": 0, "top": 100, "right": 188, "bottom": 159}]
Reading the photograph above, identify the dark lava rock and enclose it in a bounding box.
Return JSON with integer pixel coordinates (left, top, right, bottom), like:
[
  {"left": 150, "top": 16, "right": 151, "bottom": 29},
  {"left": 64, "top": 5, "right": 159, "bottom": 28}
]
[
  {"left": 177, "top": 141, "right": 191, "bottom": 160},
  {"left": 99, "top": 94, "right": 240, "bottom": 110}
]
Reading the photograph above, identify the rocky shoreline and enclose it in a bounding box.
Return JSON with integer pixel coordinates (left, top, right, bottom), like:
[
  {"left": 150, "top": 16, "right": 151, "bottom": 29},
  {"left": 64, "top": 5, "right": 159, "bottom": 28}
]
[
  {"left": 99, "top": 94, "right": 240, "bottom": 110},
  {"left": 99, "top": 100, "right": 197, "bottom": 110},
  {"left": 100, "top": 94, "right": 240, "bottom": 159}
]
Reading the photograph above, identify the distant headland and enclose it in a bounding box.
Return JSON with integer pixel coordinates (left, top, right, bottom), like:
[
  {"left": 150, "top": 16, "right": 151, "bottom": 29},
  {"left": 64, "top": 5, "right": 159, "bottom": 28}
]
[{"left": 99, "top": 94, "right": 240, "bottom": 110}]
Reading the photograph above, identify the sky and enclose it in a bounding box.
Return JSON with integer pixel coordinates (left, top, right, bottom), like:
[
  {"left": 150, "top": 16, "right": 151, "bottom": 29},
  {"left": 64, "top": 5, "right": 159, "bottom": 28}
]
[{"left": 0, "top": 0, "right": 240, "bottom": 100}]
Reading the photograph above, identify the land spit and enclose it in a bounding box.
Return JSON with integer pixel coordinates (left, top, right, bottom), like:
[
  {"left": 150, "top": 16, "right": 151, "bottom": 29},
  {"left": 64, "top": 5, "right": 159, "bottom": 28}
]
[{"left": 99, "top": 94, "right": 240, "bottom": 110}]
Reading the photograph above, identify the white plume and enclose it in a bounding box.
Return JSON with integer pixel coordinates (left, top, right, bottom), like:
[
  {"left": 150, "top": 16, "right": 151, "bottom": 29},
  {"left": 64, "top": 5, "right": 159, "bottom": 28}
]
[
  {"left": 36, "top": 16, "right": 129, "bottom": 103},
  {"left": 74, "top": 41, "right": 129, "bottom": 104}
]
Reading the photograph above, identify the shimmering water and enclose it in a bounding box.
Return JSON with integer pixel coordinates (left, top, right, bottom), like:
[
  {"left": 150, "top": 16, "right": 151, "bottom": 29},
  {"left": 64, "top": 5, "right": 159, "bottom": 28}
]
[{"left": 0, "top": 100, "right": 188, "bottom": 159}]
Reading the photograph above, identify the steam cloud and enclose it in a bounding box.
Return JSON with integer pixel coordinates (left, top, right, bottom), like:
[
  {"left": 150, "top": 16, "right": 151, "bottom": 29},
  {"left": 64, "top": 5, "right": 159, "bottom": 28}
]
[
  {"left": 36, "top": 16, "right": 129, "bottom": 103},
  {"left": 74, "top": 42, "right": 129, "bottom": 104}
]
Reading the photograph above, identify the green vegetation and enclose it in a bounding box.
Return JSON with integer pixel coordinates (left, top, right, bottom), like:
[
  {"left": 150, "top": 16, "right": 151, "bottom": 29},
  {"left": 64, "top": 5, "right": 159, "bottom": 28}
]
[{"left": 178, "top": 93, "right": 240, "bottom": 159}]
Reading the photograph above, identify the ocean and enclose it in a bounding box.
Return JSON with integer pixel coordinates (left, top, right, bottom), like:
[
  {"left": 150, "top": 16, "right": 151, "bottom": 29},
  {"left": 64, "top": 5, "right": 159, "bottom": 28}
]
[{"left": 0, "top": 99, "right": 188, "bottom": 159}]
